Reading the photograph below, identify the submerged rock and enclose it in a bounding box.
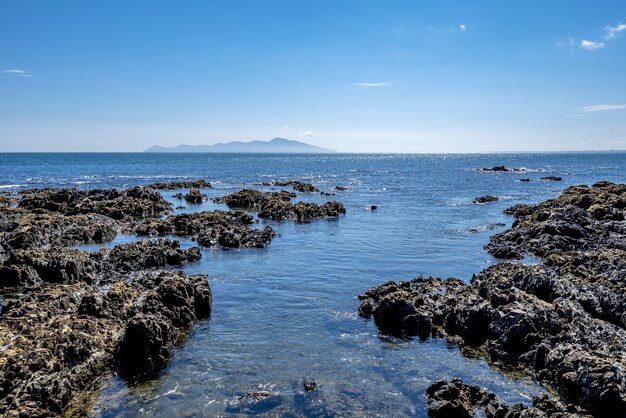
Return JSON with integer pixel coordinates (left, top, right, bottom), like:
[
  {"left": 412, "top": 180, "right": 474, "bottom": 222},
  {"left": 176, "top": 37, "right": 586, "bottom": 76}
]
[{"left": 540, "top": 176, "right": 562, "bottom": 181}]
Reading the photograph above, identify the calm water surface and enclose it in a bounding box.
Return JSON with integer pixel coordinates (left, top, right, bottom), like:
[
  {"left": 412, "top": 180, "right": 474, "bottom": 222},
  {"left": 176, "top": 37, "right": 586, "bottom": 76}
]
[{"left": 1, "top": 153, "right": 625, "bottom": 417}]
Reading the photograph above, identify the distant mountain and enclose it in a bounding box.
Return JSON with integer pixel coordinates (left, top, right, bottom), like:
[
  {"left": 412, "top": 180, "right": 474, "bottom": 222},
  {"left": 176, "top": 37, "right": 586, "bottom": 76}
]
[{"left": 144, "top": 138, "right": 336, "bottom": 153}]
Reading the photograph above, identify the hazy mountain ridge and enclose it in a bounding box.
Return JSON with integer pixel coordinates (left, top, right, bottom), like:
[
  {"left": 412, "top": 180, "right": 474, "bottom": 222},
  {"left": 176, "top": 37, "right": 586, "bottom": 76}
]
[{"left": 144, "top": 138, "right": 336, "bottom": 153}]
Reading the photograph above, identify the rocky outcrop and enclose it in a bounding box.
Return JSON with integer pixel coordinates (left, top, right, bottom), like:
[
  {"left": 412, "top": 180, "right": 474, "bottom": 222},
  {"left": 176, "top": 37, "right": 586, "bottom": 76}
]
[
  {"left": 136, "top": 210, "right": 277, "bottom": 248},
  {"left": 481, "top": 166, "right": 509, "bottom": 172},
  {"left": 473, "top": 195, "right": 499, "bottom": 204},
  {"left": 148, "top": 179, "right": 212, "bottom": 190},
  {"left": 214, "top": 189, "right": 346, "bottom": 222},
  {"left": 359, "top": 182, "right": 626, "bottom": 417},
  {"left": 0, "top": 196, "right": 17, "bottom": 207},
  {"left": 18, "top": 187, "right": 172, "bottom": 220},
  {"left": 0, "top": 212, "right": 117, "bottom": 254},
  {"left": 426, "top": 378, "right": 590, "bottom": 418},
  {"left": 184, "top": 188, "right": 206, "bottom": 203},
  {"left": 0, "top": 239, "right": 201, "bottom": 288},
  {"left": 540, "top": 176, "right": 562, "bottom": 181},
  {"left": 486, "top": 182, "right": 626, "bottom": 259},
  {"left": 0, "top": 269, "right": 211, "bottom": 417},
  {"left": 274, "top": 180, "right": 319, "bottom": 193}
]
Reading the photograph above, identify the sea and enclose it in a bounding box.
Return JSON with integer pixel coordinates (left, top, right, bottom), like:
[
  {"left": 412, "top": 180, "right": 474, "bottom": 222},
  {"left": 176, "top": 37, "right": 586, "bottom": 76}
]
[{"left": 1, "top": 152, "right": 625, "bottom": 417}]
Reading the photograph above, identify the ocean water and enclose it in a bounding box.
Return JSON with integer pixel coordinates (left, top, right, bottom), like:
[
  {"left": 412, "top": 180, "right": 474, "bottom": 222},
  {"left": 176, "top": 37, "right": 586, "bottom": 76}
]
[{"left": 1, "top": 152, "right": 625, "bottom": 417}]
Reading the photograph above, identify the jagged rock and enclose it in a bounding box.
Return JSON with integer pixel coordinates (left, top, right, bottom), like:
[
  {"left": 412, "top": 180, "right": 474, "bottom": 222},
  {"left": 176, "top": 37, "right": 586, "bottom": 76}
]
[
  {"left": 18, "top": 187, "right": 172, "bottom": 220},
  {"left": 426, "top": 378, "right": 591, "bottom": 418},
  {"left": 215, "top": 189, "right": 346, "bottom": 222},
  {"left": 136, "top": 210, "right": 277, "bottom": 248},
  {"left": 274, "top": 180, "right": 319, "bottom": 193},
  {"left": 0, "top": 239, "right": 201, "bottom": 288},
  {"left": 184, "top": 188, "right": 206, "bottom": 203},
  {"left": 487, "top": 182, "right": 626, "bottom": 259},
  {"left": 0, "top": 269, "right": 211, "bottom": 416},
  {"left": 334, "top": 186, "right": 348, "bottom": 191},
  {"left": 482, "top": 166, "right": 509, "bottom": 172},
  {"left": 473, "top": 195, "right": 499, "bottom": 204},
  {"left": 360, "top": 182, "right": 626, "bottom": 417},
  {"left": 541, "top": 176, "right": 562, "bottom": 181},
  {"left": 148, "top": 179, "right": 211, "bottom": 190},
  {"left": 0, "top": 212, "right": 117, "bottom": 253}
]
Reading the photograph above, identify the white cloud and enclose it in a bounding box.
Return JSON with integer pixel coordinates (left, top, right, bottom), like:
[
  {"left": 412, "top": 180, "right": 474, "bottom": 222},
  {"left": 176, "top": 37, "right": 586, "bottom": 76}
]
[
  {"left": 354, "top": 81, "right": 396, "bottom": 88},
  {"left": 459, "top": 24, "right": 466, "bottom": 31},
  {"left": 579, "top": 104, "right": 626, "bottom": 112},
  {"left": 580, "top": 40, "right": 605, "bottom": 50},
  {"left": 604, "top": 23, "right": 626, "bottom": 40},
  {"left": 3, "top": 69, "right": 36, "bottom": 77},
  {"left": 304, "top": 130, "right": 314, "bottom": 137}
]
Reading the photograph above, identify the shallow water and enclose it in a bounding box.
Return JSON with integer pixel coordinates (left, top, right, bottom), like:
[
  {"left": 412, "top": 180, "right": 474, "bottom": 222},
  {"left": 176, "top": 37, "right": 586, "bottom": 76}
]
[{"left": 2, "top": 152, "right": 625, "bottom": 416}]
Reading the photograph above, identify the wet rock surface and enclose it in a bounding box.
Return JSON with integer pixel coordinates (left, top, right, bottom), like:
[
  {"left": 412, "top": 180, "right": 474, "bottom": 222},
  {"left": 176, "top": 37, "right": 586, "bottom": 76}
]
[
  {"left": 359, "top": 182, "right": 626, "bottom": 417},
  {"left": 214, "top": 188, "right": 346, "bottom": 222},
  {"left": 136, "top": 210, "right": 277, "bottom": 248},
  {"left": 274, "top": 180, "right": 320, "bottom": 193},
  {"left": 18, "top": 187, "right": 172, "bottom": 220},
  {"left": 427, "top": 378, "right": 590, "bottom": 418},
  {"left": 0, "top": 260, "right": 211, "bottom": 417},
  {"left": 148, "top": 179, "right": 211, "bottom": 190},
  {"left": 473, "top": 195, "right": 499, "bottom": 204},
  {"left": 184, "top": 188, "right": 206, "bottom": 203}
]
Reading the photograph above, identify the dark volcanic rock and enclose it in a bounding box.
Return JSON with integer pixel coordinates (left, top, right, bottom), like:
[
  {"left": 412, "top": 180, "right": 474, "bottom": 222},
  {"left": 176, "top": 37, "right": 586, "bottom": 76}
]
[
  {"left": 487, "top": 182, "right": 626, "bottom": 260},
  {"left": 473, "top": 195, "right": 499, "bottom": 204},
  {"left": 136, "top": 210, "right": 277, "bottom": 248},
  {"left": 0, "top": 212, "right": 117, "bottom": 254},
  {"left": 334, "top": 186, "right": 348, "bottom": 191},
  {"left": 18, "top": 187, "right": 172, "bottom": 220},
  {"left": 427, "top": 378, "right": 590, "bottom": 418},
  {"left": 184, "top": 188, "right": 206, "bottom": 203},
  {"left": 0, "top": 269, "right": 211, "bottom": 416},
  {"left": 148, "top": 179, "right": 211, "bottom": 190},
  {"left": 215, "top": 189, "right": 346, "bottom": 222},
  {"left": 360, "top": 182, "right": 626, "bottom": 417},
  {"left": 541, "top": 176, "right": 562, "bottom": 181},
  {"left": 104, "top": 238, "right": 201, "bottom": 272},
  {"left": 520, "top": 178, "right": 531, "bottom": 182},
  {"left": 274, "top": 180, "right": 319, "bottom": 193},
  {"left": 482, "top": 166, "right": 509, "bottom": 172}
]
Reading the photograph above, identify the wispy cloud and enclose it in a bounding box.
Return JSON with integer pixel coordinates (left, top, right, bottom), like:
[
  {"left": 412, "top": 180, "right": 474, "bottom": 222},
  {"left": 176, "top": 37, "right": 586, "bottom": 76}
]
[
  {"left": 580, "top": 40, "right": 605, "bottom": 50},
  {"left": 604, "top": 23, "right": 626, "bottom": 40},
  {"left": 459, "top": 24, "right": 467, "bottom": 31},
  {"left": 3, "top": 69, "right": 38, "bottom": 77},
  {"left": 354, "top": 81, "right": 396, "bottom": 88},
  {"left": 579, "top": 104, "right": 626, "bottom": 112}
]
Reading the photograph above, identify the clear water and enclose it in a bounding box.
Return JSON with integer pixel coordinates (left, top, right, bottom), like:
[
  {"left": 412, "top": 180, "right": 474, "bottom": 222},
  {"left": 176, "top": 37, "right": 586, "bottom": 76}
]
[{"left": 2, "top": 152, "right": 625, "bottom": 417}]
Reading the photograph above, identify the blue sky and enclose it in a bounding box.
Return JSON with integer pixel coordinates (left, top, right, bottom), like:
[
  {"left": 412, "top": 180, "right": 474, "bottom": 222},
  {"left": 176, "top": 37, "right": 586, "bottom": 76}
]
[{"left": 1, "top": 1, "right": 626, "bottom": 152}]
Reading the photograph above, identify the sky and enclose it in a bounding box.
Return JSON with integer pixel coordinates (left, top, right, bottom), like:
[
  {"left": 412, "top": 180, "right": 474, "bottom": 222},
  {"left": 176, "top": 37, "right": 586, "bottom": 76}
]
[{"left": 1, "top": 1, "right": 626, "bottom": 152}]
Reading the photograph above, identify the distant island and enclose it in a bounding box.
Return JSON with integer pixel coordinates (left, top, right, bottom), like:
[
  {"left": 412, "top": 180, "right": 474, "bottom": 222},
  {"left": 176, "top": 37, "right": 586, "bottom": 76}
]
[{"left": 144, "top": 137, "right": 336, "bottom": 153}]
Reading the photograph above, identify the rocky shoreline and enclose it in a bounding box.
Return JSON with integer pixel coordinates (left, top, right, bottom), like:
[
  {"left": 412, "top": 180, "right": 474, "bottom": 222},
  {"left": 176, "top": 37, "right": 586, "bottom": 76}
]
[
  {"left": 0, "top": 182, "right": 346, "bottom": 416},
  {"left": 359, "top": 181, "right": 626, "bottom": 417}
]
